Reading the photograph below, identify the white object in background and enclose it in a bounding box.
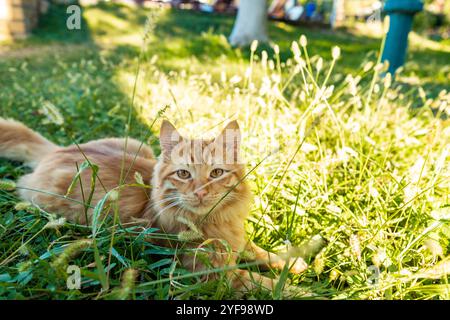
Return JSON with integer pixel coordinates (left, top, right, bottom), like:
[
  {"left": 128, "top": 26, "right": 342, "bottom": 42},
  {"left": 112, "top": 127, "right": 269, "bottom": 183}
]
[
  {"left": 0, "top": 0, "right": 10, "bottom": 20},
  {"left": 286, "top": 6, "right": 304, "bottom": 21},
  {"left": 229, "top": 0, "right": 269, "bottom": 47},
  {"left": 330, "top": 0, "right": 345, "bottom": 29}
]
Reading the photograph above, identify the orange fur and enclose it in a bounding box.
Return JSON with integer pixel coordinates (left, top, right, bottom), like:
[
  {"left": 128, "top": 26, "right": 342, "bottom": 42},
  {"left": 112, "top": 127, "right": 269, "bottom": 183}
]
[
  {"left": 0, "top": 118, "right": 307, "bottom": 292},
  {"left": 0, "top": 118, "right": 58, "bottom": 168}
]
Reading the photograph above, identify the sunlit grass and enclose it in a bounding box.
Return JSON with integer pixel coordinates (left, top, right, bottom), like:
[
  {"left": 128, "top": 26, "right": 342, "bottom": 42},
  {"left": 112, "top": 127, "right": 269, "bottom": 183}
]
[{"left": 127, "top": 32, "right": 449, "bottom": 300}]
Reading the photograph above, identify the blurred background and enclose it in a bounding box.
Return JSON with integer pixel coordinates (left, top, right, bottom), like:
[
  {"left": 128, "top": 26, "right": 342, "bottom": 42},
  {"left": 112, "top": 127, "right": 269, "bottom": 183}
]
[{"left": 0, "top": 0, "right": 449, "bottom": 139}]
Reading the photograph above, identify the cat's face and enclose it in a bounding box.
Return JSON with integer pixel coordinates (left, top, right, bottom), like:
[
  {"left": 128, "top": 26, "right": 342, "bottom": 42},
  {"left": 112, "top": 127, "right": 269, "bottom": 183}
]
[{"left": 152, "top": 120, "right": 249, "bottom": 217}]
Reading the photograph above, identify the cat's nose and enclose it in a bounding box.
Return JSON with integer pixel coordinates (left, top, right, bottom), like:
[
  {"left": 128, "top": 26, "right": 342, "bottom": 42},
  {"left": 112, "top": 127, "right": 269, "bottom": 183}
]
[{"left": 194, "top": 189, "right": 208, "bottom": 200}]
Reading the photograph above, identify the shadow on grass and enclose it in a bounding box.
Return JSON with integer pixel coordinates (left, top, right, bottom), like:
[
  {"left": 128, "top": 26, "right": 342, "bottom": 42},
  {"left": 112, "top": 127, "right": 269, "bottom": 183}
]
[{"left": 0, "top": 2, "right": 153, "bottom": 147}]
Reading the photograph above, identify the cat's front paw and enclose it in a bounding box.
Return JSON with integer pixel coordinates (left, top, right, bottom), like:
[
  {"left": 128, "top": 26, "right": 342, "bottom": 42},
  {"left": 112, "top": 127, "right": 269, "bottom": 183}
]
[
  {"left": 288, "top": 257, "right": 308, "bottom": 274},
  {"left": 270, "top": 257, "right": 308, "bottom": 274}
]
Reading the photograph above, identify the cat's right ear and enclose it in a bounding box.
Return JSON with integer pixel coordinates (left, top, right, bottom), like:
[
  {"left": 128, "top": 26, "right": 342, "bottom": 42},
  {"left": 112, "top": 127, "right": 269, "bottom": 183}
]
[{"left": 160, "top": 120, "right": 182, "bottom": 161}]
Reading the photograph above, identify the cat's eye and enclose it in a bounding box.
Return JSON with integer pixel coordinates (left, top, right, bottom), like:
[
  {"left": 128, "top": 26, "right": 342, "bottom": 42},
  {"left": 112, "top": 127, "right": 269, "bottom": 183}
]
[
  {"left": 176, "top": 169, "right": 191, "bottom": 180},
  {"left": 210, "top": 168, "right": 224, "bottom": 179}
]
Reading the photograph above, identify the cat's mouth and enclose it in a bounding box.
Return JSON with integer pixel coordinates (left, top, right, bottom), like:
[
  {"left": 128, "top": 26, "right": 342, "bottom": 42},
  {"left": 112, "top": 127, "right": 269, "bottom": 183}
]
[
  {"left": 186, "top": 201, "right": 212, "bottom": 210},
  {"left": 182, "top": 200, "right": 218, "bottom": 215}
]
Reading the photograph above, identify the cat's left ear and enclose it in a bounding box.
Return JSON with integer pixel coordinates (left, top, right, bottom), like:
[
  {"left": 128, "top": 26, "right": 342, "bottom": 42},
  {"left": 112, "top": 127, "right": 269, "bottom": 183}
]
[
  {"left": 160, "top": 120, "right": 183, "bottom": 161},
  {"left": 215, "top": 120, "right": 241, "bottom": 163}
]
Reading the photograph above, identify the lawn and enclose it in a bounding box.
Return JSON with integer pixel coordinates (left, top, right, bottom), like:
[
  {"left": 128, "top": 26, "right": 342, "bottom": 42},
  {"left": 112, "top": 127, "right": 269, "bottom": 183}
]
[{"left": 0, "top": 2, "right": 449, "bottom": 299}]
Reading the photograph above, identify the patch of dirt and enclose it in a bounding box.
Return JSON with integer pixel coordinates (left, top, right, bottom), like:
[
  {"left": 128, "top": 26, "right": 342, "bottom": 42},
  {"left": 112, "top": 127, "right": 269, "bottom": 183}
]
[{"left": 0, "top": 43, "right": 93, "bottom": 60}]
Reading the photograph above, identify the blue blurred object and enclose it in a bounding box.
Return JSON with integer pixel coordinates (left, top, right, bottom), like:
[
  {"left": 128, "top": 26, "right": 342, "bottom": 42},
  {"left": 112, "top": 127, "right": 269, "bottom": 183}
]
[
  {"left": 305, "top": 2, "right": 316, "bottom": 18},
  {"left": 199, "top": 4, "right": 214, "bottom": 13},
  {"left": 381, "top": 0, "right": 424, "bottom": 74}
]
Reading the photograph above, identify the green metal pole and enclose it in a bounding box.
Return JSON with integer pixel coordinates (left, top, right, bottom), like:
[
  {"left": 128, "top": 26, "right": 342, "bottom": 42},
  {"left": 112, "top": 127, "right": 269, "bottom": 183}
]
[{"left": 381, "top": 0, "right": 424, "bottom": 74}]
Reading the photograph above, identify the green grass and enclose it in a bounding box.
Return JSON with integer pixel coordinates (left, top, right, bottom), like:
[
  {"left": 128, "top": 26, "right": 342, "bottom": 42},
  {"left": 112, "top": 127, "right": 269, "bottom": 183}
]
[{"left": 0, "top": 2, "right": 449, "bottom": 299}]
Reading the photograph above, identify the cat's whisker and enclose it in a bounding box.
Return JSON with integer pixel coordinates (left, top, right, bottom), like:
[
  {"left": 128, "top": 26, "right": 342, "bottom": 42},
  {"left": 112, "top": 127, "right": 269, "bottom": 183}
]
[
  {"left": 148, "top": 194, "right": 179, "bottom": 205},
  {"left": 150, "top": 196, "right": 179, "bottom": 206},
  {"left": 172, "top": 206, "right": 186, "bottom": 219},
  {"left": 129, "top": 194, "right": 178, "bottom": 209},
  {"left": 154, "top": 202, "right": 179, "bottom": 218},
  {"left": 154, "top": 201, "right": 182, "bottom": 219},
  {"left": 147, "top": 199, "right": 180, "bottom": 215}
]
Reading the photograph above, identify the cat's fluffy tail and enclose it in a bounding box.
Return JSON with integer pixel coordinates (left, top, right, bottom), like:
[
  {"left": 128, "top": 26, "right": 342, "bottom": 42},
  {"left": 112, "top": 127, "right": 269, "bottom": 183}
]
[{"left": 0, "top": 118, "right": 58, "bottom": 168}]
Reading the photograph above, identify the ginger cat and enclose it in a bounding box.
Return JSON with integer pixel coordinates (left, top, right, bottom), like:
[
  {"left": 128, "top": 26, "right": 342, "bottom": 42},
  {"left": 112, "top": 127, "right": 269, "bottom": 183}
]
[{"left": 0, "top": 117, "right": 307, "bottom": 293}]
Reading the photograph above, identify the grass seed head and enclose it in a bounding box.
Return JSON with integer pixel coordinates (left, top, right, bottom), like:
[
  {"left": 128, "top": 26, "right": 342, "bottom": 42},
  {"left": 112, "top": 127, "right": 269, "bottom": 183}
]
[
  {"left": 332, "top": 46, "right": 341, "bottom": 60},
  {"left": 291, "top": 41, "right": 301, "bottom": 59},
  {"left": 273, "top": 44, "right": 280, "bottom": 55},
  {"left": 300, "top": 35, "right": 307, "bottom": 47},
  {"left": 51, "top": 239, "right": 92, "bottom": 269},
  {"left": 0, "top": 179, "right": 16, "bottom": 191},
  {"left": 250, "top": 40, "right": 258, "bottom": 52},
  {"left": 14, "top": 201, "right": 33, "bottom": 211}
]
